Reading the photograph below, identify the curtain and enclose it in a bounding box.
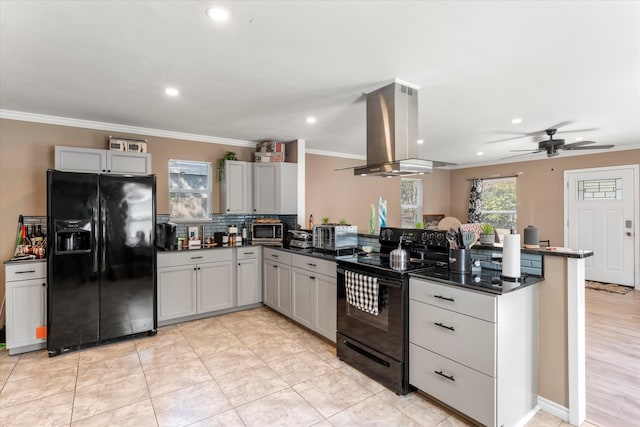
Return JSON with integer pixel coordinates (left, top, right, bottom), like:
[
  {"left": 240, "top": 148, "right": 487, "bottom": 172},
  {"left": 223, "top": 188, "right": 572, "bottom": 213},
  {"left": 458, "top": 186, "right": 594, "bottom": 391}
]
[{"left": 468, "top": 178, "right": 483, "bottom": 223}]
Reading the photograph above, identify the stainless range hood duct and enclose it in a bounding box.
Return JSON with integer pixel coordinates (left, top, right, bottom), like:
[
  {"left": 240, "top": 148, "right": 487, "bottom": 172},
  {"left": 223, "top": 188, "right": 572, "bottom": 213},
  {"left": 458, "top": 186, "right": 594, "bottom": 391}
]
[{"left": 354, "top": 81, "right": 453, "bottom": 177}]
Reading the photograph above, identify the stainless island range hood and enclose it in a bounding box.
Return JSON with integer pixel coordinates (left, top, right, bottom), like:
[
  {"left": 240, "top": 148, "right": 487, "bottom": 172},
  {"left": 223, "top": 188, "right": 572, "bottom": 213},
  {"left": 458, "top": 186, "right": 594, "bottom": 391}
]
[{"left": 353, "top": 81, "right": 454, "bottom": 177}]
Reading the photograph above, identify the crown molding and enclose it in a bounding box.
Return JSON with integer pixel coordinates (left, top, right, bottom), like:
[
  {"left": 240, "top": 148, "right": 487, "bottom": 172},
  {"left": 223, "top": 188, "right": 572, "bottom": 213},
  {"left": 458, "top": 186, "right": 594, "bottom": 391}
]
[
  {"left": 0, "top": 109, "right": 257, "bottom": 148},
  {"left": 305, "top": 148, "right": 366, "bottom": 160}
]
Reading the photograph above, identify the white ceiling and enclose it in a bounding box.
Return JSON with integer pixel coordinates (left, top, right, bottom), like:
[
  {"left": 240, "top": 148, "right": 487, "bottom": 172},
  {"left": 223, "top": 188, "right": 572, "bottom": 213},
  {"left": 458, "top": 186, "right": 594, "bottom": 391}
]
[{"left": 1, "top": 1, "right": 639, "bottom": 167}]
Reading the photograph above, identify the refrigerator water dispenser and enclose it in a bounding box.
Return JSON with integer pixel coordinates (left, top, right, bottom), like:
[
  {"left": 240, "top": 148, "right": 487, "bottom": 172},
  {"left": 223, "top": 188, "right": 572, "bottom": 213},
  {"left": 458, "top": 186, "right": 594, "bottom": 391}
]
[{"left": 54, "top": 220, "right": 92, "bottom": 253}]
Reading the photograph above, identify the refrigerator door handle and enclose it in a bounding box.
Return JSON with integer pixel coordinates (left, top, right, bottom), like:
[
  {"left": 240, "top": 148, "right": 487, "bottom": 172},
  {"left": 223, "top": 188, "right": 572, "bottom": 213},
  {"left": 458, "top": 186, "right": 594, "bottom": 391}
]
[
  {"left": 93, "top": 208, "right": 99, "bottom": 273},
  {"left": 101, "top": 206, "right": 106, "bottom": 273}
]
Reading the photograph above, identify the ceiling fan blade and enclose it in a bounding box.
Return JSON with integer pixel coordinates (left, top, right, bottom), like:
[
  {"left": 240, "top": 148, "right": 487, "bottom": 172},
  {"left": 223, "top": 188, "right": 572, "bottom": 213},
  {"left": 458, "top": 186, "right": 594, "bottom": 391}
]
[
  {"left": 562, "top": 141, "right": 595, "bottom": 149},
  {"left": 554, "top": 128, "right": 599, "bottom": 134},
  {"left": 501, "top": 150, "right": 544, "bottom": 160},
  {"left": 509, "top": 149, "right": 543, "bottom": 152},
  {"left": 564, "top": 145, "right": 614, "bottom": 150},
  {"left": 545, "top": 121, "right": 574, "bottom": 130}
]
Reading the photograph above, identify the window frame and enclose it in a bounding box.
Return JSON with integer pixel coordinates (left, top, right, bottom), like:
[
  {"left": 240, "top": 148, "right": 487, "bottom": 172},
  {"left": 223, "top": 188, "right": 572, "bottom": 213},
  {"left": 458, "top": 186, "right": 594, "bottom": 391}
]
[
  {"left": 478, "top": 177, "right": 517, "bottom": 230},
  {"left": 400, "top": 178, "right": 423, "bottom": 228},
  {"left": 168, "top": 159, "right": 213, "bottom": 222}
]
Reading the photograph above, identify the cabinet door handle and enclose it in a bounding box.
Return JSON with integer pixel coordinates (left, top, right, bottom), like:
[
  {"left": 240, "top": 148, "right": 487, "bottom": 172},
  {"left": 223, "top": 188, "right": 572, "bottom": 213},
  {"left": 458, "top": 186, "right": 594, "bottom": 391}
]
[
  {"left": 310, "top": 276, "right": 316, "bottom": 280},
  {"left": 15, "top": 270, "right": 36, "bottom": 274},
  {"left": 273, "top": 265, "right": 278, "bottom": 269},
  {"left": 434, "top": 295, "right": 455, "bottom": 302},
  {"left": 434, "top": 322, "right": 455, "bottom": 331},
  {"left": 190, "top": 256, "right": 203, "bottom": 260},
  {"left": 193, "top": 267, "right": 197, "bottom": 271},
  {"left": 434, "top": 370, "right": 455, "bottom": 381}
]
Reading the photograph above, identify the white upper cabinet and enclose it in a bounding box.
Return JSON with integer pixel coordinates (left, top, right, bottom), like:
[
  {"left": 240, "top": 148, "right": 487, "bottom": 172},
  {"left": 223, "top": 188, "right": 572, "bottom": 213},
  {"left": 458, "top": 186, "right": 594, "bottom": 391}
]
[
  {"left": 55, "top": 146, "right": 151, "bottom": 175},
  {"left": 220, "top": 160, "right": 253, "bottom": 214},
  {"left": 253, "top": 162, "right": 297, "bottom": 215}
]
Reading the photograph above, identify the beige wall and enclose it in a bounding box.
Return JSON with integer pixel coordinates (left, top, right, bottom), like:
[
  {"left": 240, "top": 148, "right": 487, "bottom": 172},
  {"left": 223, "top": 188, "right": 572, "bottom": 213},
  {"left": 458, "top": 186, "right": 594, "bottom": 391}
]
[
  {"left": 304, "top": 154, "right": 452, "bottom": 230},
  {"left": 450, "top": 150, "right": 640, "bottom": 246},
  {"left": 0, "top": 118, "right": 254, "bottom": 326}
]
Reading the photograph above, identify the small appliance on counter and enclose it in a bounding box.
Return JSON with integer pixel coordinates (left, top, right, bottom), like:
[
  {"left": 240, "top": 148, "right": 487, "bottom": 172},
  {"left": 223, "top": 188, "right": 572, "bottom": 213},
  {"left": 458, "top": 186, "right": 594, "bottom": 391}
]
[
  {"left": 251, "top": 221, "right": 283, "bottom": 246},
  {"left": 156, "top": 222, "right": 177, "bottom": 251},
  {"left": 312, "top": 224, "right": 357, "bottom": 252},
  {"left": 288, "top": 230, "right": 313, "bottom": 249}
]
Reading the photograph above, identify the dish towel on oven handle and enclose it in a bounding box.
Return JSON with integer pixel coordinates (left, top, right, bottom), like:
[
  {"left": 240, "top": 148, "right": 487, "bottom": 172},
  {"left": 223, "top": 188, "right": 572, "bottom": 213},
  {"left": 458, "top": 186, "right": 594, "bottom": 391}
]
[{"left": 345, "top": 270, "right": 379, "bottom": 315}]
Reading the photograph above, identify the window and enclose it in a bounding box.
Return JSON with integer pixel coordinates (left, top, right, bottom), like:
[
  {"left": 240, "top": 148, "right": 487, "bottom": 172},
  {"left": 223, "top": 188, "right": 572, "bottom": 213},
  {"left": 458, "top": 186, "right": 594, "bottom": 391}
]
[
  {"left": 479, "top": 177, "right": 516, "bottom": 229},
  {"left": 400, "top": 178, "right": 423, "bottom": 228},
  {"left": 168, "top": 160, "right": 212, "bottom": 221},
  {"left": 578, "top": 178, "right": 622, "bottom": 200}
]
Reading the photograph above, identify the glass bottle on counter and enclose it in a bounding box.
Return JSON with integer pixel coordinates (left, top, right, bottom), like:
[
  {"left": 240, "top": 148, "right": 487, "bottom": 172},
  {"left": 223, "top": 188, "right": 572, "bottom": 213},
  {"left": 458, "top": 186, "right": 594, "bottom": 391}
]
[
  {"left": 17, "top": 225, "right": 32, "bottom": 255},
  {"left": 309, "top": 214, "right": 314, "bottom": 229},
  {"left": 241, "top": 223, "right": 247, "bottom": 245}
]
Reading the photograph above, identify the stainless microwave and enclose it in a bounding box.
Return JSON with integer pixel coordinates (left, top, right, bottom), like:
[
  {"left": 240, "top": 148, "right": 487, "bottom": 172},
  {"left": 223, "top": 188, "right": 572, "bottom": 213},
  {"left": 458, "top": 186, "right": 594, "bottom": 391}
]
[{"left": 251, "top": 222, "right": 283, "bottom": 245}]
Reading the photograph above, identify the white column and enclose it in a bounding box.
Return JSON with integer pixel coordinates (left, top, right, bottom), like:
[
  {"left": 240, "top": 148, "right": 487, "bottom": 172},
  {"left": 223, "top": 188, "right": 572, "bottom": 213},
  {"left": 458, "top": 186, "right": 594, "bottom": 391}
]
[{"left": 567, "top": 257, "right": 586, "bottom": 426}]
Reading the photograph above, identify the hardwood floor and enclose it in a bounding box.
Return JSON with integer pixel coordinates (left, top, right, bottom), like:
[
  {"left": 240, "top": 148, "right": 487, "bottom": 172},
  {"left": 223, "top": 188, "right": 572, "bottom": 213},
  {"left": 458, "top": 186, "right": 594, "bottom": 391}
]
[{"left": 585, "top": 286, "right": 640, "bottom": 427}]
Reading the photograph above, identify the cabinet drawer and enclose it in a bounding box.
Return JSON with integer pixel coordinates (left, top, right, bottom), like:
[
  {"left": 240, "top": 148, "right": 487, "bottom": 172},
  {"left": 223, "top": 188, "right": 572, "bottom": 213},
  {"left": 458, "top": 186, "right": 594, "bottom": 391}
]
[
  {"left": 5, "top": 262, "right": 46, "bottom": 281},
  {"left": 410, "top": 278, "right": 496, "bottom": 322},
  {"left": 158, "top": 249, "right": 233, "bottom": 268},
  {"left": 291, "top": 254, "right": 336, "bottom": 278},
  {"left": 410, "top": 299, "right": 496, "bottom": 376},
  {"left": 263, "top": 247, "right": 291, "bottom": 264},
  {"left": 237, "top": 246, "right": 261, "bottom": 260},
  {"left": 410, "top": 344, "right": 495, "bottom": 427}
]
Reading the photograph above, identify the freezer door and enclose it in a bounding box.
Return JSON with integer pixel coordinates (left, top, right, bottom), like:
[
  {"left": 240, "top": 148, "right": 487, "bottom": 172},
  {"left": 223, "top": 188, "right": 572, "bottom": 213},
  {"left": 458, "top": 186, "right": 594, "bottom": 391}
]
[
  {"left": 47, "top": 170, "right": 100, "bottom": 353},
  {"left": 99, "top": 174, "right": 156, "bottom": 341}
]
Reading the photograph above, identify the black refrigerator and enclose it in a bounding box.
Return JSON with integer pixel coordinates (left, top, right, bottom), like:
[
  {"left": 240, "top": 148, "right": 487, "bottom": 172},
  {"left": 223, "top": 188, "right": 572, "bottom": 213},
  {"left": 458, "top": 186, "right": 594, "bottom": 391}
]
[{"left": 46, "top": 170, "right": 157, "bottom": 356}]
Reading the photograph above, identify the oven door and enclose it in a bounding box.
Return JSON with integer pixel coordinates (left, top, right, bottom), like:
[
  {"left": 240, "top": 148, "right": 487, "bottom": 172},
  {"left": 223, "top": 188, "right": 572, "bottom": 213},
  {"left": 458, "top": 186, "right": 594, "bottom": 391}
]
[{"left": 336, "top": 265, "right": 407, "bottom": 361}]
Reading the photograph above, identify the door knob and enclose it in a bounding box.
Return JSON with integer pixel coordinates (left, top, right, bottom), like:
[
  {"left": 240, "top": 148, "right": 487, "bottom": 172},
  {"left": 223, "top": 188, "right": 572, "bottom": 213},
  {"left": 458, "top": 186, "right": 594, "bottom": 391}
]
[{"left": 626, "top": 232, "right": 633, "bottom": 236}]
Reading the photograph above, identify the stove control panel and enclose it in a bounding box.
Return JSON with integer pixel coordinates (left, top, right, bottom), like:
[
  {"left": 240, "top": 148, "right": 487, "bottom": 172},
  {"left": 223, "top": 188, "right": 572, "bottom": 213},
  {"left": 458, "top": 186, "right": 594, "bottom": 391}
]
[{"left": 379, "top": 227, "right": 448, "bottom": 250}]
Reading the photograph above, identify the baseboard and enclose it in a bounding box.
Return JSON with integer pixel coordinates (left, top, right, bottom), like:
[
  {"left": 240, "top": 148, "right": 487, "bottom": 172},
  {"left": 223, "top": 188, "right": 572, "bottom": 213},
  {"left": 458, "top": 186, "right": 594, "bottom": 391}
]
[
  {"left": 538, "top": 395, "right": 569, "bottom": 422},
  {"left": 513, "top": 405, "right": 541, "bottom": 427}
]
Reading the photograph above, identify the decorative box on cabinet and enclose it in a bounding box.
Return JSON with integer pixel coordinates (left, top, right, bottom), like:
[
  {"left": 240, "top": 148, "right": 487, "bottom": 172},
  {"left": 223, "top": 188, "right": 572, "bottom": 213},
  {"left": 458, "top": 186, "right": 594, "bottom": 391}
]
[
  {"left": 409, "top": 278, "right": 539, "bottom": 427},
  {"left": 5, "top": 261, "right": 47, "bottom": 355},
  {"left": 55, "top": 146, "right": 151, "bottom": 175}
]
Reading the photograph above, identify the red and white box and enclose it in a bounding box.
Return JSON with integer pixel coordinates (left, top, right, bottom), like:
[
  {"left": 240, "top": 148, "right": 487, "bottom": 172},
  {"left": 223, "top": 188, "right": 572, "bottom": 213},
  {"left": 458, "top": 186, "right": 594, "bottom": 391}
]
[
  {"left": 255, "top": 152, "right": 284, "bottom": 162},
  {"left": 256, "top": 141, "right": 285, "bottom": 154}
]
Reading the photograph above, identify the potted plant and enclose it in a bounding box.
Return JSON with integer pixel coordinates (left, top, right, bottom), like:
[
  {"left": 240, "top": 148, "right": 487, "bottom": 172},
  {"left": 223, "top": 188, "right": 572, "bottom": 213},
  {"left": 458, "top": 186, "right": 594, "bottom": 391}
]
[
  {"left": 217, "top": 151, "right": 238, "bottom": 182},
  {"left": 479, "top": 223, "right": 495, "bottom": 244},
  {"left": 322, "top": 217, "right": 330, "bottom": 224}
]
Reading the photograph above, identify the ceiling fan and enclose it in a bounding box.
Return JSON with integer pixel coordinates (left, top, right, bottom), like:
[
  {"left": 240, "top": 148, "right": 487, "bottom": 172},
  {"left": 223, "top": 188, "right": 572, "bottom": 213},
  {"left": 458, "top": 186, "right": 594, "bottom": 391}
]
[{"left": 504, "top": 128, "right": 614, "bottom": 159}]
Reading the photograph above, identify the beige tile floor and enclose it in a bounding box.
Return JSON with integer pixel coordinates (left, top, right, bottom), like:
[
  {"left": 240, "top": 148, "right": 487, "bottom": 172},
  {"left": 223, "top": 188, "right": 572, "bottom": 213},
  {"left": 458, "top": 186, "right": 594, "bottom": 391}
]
[{"left": 0, "top": 307, "right": 596, "bottom": 427}]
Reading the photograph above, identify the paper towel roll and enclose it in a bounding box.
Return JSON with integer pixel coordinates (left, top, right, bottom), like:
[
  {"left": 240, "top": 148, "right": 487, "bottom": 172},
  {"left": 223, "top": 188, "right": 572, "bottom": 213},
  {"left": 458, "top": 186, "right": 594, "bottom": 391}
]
[{"left": 502, "top": 233, "right": 521, "bottom": 278}]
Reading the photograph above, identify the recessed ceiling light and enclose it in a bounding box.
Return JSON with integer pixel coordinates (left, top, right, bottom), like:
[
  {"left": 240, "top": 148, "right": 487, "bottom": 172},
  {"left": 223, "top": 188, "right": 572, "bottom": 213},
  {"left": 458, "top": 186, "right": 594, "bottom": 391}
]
[
  {"left": 206, "top": 7, "right": 230, "bottom": 22},
  {"left": 511, "top": 117, "right": 523, "bottom": 124},
  {"left": 306, "top": 116, "right": 316, "bottom": 124},
  {"left": 164, "top": 87, "right": 179, "bottom": 96},
  {"left": 417, "top": 139, "right": 424, "bottom": 144},
  {"left": 575, "top": 137, "right": 584, "bottom": 141},
  {"left": 477, "top": 151, "right": 484, "bottom": 156}
]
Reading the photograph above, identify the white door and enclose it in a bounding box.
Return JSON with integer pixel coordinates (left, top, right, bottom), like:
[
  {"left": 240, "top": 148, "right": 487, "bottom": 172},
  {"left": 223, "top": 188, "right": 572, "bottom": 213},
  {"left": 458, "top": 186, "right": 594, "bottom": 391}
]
[{"left": 565, "top": 165, "right": 638, "bottom": 287}]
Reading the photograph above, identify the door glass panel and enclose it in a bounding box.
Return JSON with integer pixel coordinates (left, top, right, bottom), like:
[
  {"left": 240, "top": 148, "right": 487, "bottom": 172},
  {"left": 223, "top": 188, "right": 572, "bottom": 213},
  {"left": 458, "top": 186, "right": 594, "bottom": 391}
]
[{"left": 577, "top": 178, "right": 622, "bottom": 200}]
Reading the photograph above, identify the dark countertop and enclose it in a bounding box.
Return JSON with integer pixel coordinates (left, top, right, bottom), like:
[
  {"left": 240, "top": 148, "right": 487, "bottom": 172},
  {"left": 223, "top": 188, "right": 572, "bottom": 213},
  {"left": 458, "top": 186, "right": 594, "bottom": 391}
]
[
  {"left": 4, "top": 257, "right": 47, "bottom": 265},
  {"left": 158, "top": 243, "right": 343, "bottom": 262},
  {"left": 410, "top": 267, "right": 544, "bottom": 295},
  {"left": 473, "top": 243, "right": 594, "bottom": 259}
]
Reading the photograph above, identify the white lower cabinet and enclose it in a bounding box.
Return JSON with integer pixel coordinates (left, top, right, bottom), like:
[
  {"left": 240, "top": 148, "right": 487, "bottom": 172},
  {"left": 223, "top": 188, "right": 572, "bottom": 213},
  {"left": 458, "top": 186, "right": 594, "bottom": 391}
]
[
  {"left": 265, "top": 249, "right": 336, "bottom": 343},
  {"left": 5, "top": 262, "right": 47, "bottom": 355},
  {"left": 236, "top": 246, "right": 262, "bottom": 307},
  {"left": 409, "top": 278, "right": 539, "bottom": 427},
  {"left": 262, "top": 248, "right": 292, "bottom": 316},
  {"left": 157, "top": 249, "right": 234, "bottom": 324}
]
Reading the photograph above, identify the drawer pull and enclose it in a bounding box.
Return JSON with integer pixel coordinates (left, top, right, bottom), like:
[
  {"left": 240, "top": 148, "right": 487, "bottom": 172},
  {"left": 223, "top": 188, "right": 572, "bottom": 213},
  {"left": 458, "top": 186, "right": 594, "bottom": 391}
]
[
  {"left": 272, "top": 254, "right": 279, "bottom": 258},
  {"left": 434, "top": 295, "right": 455, "bottom": 302},
  {"left": 307, "top": 263, "right": 317, "bottom": 267},
  {"left": 434, "top": 322, "right": 455, "bottom": 331},
  {"left": 190, "top": 256, "right": 203, "bottom": 260},
  {"left": 15, "top": 270, "right": 36, "bottom": 274},
  {"left": 243, "top": 252, "right": 255, "bottom": 255},
  {"left": 434, "top": 370, "right": 455, "bottom": 381}
]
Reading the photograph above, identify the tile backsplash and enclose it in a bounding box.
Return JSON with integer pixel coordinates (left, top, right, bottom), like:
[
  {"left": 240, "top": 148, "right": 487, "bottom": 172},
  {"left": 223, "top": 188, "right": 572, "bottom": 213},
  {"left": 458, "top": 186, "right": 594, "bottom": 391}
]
[{"left": 157, "top": 214, "right": 298, "bottom": 240}]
